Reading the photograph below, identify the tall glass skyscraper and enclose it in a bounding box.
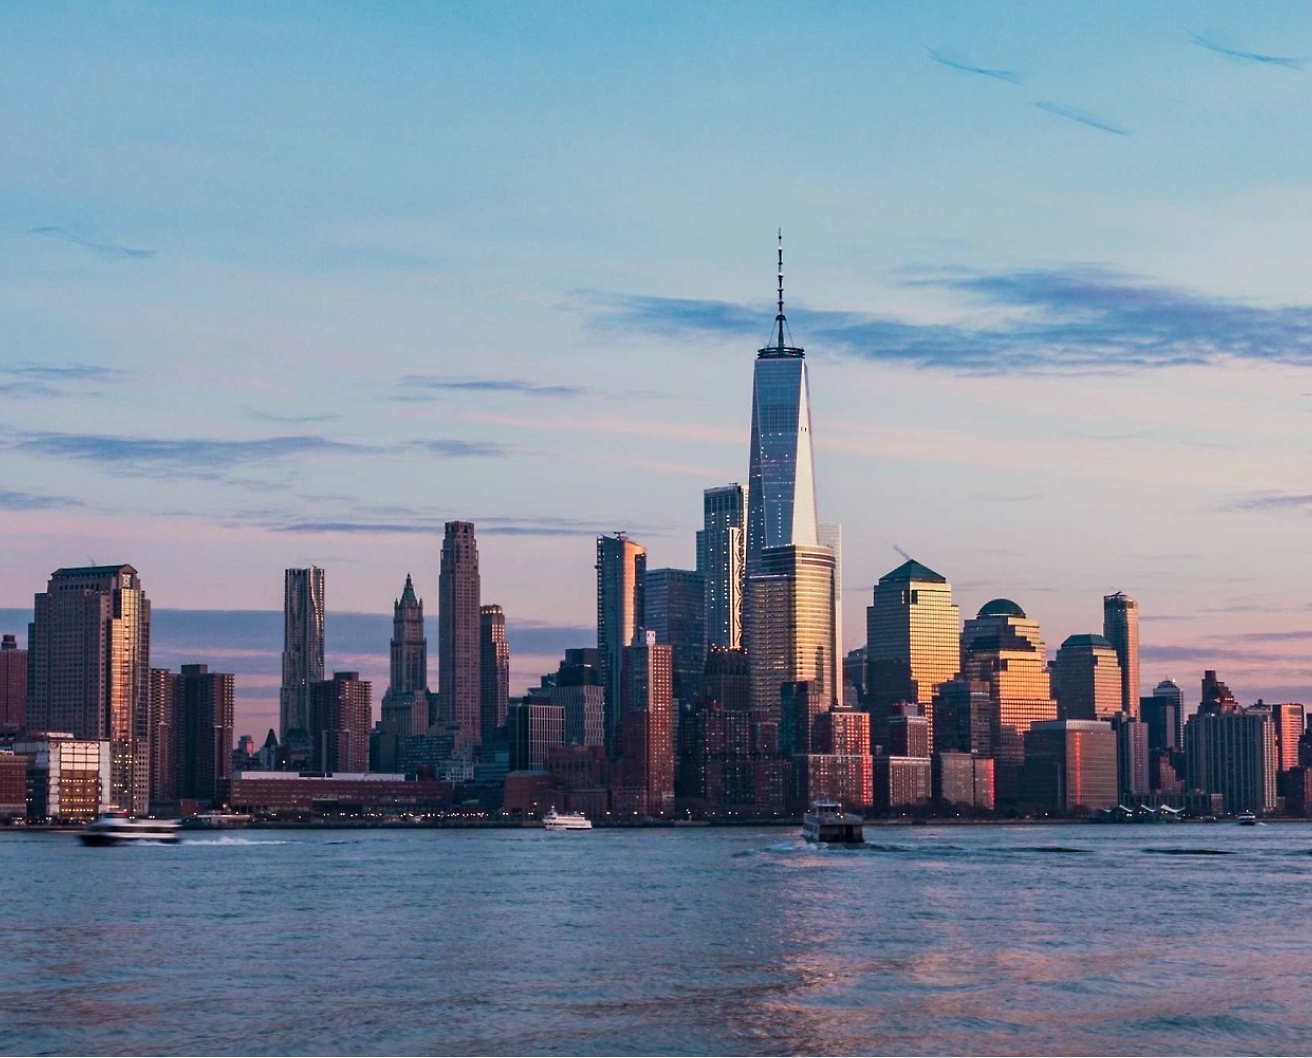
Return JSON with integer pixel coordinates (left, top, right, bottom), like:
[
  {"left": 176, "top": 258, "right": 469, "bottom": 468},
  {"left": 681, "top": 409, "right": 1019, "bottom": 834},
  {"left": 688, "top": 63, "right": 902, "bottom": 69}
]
[
  {"left": 697, "top": 484, "right": 745, "bottom": 651},
  {"left": 745, "top": 237, "right": 818, "bottom": 574},
  {"left": 280, "top": 566, "right": 324, "bottom": 748},
  {"left": 865, "top": 558, "right": 961, "bottom": 753},
  {"left": 1103, "top": 591, "right": 1140, "bottom": 719},
  {"left": 596, "top": 533, "right": 646, "bottom": 756},
  {"left": 439, "top": 521, "right": 482, "bottom": 755}
]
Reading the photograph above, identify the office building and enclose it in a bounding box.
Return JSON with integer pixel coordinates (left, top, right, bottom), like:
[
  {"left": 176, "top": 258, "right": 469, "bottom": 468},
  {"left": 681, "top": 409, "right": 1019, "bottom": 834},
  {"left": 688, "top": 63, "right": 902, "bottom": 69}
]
[
  {"left": 1020, "top": 720, "right": 1118, "bottom": 812},
  {"left": 866, "top": 559, "right": 961, "bottom": 754},
  {"left": 439, "top": 521, "right": 482, "bottom": 754},
  {"left": 961, "top": 599, "right": 1057, "bottom": 803},
  {"left": 479, "top": 604, "right": 510, "bottom": 738},
  {"left": 888, "top": 706, "right": 930, "bottom": 758},
  {"left": 794, "top": 753, "right": 873, "bottom": 812},
  {"left": 13, "top": 736, "right": 112, "bottom": 821},
  {"left": 1185, "top": 707, "right": 1277, "bottom": 815},
  {"left": 227, "top": 772, "right": 453, "bottom": 817},
  {"left": 1272, "top": 702, "right": 1305, "bottom": 772},
  {"left": 812, "top": 707, "right": 870, "bottom": 757},
  {"left": 698, "top": 484, "right": 745, "bottom": 651},
  {"left": 1141, "top": 679, "right": 1184, "bottom": 752},
  {"left": 0, "top": 752, "right": 26, "bottom": 820},
  {"left": 934, "top": 752, "right": 995, "bottom": 811},
  {"left": 932, "top": 677, "right": 996, "bottom": 757},
  {"left": 702, "top": 647, "right": 751, "bottom": 712},
  {"left": 1052, "top": 634, "right": 1123, "bottom": 721},
  {"left": 874, "top": 756, "right": 932, "bottom": 812},
  {"left": 597, "top": 533, "right": 646, "bottom": 756},
  {"left": 175, "top": 664, "right": 235, "bottom": 806},
  {"left": 549, "top": 649, "right": 605, "bottom": 747},
  {"left": 620, "top": 631, "right": 674, "bottom": 817},
  {"left": 1103, "top": 592, "right": 1140, "bottom": 718},
  {"left": 780, "top": 680, "right": 823, "bottom": 758},
  {"left": 280, "top": 567, "right": 325, "bottom": 749},
  {"left": 28, "top": 564, "right": 152, "bottom": 814},
  {"left": 508, "top": 700, "right": 566, "bottom": 771},
  {"left": 381, "top": 574, "right": 428, "bottom": 738},
  {"left": 147, "top": 667, "right": 176, "bottom": 807},
  {"left": 1112, "top": 713, "right": 1149, "bottom": 802},
  {"left": 0, "top": 633, "right": 26, "bottom": 735},
  {"left": 744, "top": 235, "right": 819, "bottom": 575},
  {"left": 309, "top": 672, "right": 372, "bottom": 773},
  {"left": 646, "top": 568, "right": 706, "bottom": 707},
  {"left": 746, "top": 544, "right": 837, "bottom": 716},
  {"left": 1200, "top": 669, "right": 1240, "bottom": 714},
  {"left": 818, "top": 522, "right": 844, "bottom": 677}
]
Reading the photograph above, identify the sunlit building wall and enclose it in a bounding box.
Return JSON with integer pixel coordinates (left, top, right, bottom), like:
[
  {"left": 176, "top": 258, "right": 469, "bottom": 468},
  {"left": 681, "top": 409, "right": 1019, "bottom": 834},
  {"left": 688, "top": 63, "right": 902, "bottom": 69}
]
[
  {"left": 698, "top": 484, "right": 745, "bottom": 651},
  {"left": 1020, "top": 719, "right": 1118, "bottom": 813},
  {"left": 1185, "top": 708, "right": 1277, "bottom": 815},
  {"left": 1103, "top": 592, "right": 1140, "bottom": 719},
  {"left": 746, "top": 544, "right": 837, "bottom": 718},
  {"left": 280, "top": 567, "right": 325, "bottom": 747},
  {"left": 961, "top": 599, "right": 1057, "bottom": 803},
  {"left": 1052, "top": 634, "right": 1123, "bottom": 722},
  {"left": 597, "top": 534, "right": 646, "bottom": 757},
  {"left": 866, "top": 559, "right": 961, "bottom": 754}
]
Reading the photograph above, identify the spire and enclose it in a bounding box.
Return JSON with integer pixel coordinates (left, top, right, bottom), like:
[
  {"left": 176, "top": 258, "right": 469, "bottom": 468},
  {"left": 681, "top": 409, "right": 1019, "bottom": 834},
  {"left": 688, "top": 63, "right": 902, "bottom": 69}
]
[
  {"left": 399, "top": 572, "right": 418, "bottom": 608},
  {"left": 759, "top": 229, "right": 804, "bottom": 359}
]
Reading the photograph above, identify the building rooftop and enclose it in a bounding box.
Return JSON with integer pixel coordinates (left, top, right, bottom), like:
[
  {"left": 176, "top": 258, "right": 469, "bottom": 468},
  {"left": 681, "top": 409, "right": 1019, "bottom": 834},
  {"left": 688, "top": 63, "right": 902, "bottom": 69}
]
[
  {"left": 1062, "top": 633, "right": 1114, "bottom": 649},
  {"left": 879, "top": 558, "right": 947, "bottom": 585},
  {"left": 978, "top": 598, "right": 1027, "bottom": 619}
]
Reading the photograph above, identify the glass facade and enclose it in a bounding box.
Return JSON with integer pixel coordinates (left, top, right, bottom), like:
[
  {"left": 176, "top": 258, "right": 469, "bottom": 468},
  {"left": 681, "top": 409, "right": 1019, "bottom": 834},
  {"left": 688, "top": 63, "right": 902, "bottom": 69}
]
[
  {"left": 698, "top": 484, "right": 745, "bottom": 651},
  {"left": 866, "top": 560, "right": 961, "bottom": 754},
  {"left": 961, "top": 599, "right": 1057, "bottom": 802},
  {"left": 281, "top": 567, "right": 325, "bottom": 743},
  {"left": 746, "top": 354, "right": 818, "bottom": 573},
  {"left": 1051, "top": 634, "right": 1123, "bottom": 722},
  {"left": 596, "top": 534, "right": 646, "bottom": 757},
  {"left": 746, "top": 544, "right": 837, "bottom": 717},
  {"left": 1103, "top": 592, "right": 1140, "bottom": 719}
]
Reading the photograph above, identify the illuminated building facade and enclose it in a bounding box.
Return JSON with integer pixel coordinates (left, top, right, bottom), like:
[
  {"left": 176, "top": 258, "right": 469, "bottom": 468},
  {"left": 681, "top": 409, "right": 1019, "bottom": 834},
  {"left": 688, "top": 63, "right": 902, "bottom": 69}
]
[
  {"left": 961, "top": 598, "right": 1057, "bottom": 803},
  {"left": 280, "top": 567, "right": 325, "bottom": 747},
  {"left": 1185, "top": 707, "right": 1277, "bottom": 814},
  {"left": 479, "top": 604, "right": 510, "bottom": 737},
  {"left": 28, "top": 564, "right": 152, "bottom": 814},
  {"left": 1052, "top": 634, "right": 1123, "bottom": 721},
  {"left": 698, "top": 484, "right": 745, "bottom": 651},
  {"left": 0, "top": 634, "right": 26, "bottom": 735},
  {"left": 620, "top": 631, "right": 674, "bottom": 817},
  {"left": 1103, "top": 592, "right": 1140, "bottom": 718},
  {"left": 866, "top": 559, "right": 961, "bottom": 754},
  {"left": 746, "top": 544, "right": 837, "bottom": 717},
  {"left": 597, "top": 533, "right": 646, "bottom": 757},
  {"left": 439, "top": 521, "right": 482, "bottom": 754},
  {"left": 1020, "top": 719, "right": 1118, "bottom": 813},
  {"left": 1272, "top": 702, "right": 1305, "bottom": 772}
]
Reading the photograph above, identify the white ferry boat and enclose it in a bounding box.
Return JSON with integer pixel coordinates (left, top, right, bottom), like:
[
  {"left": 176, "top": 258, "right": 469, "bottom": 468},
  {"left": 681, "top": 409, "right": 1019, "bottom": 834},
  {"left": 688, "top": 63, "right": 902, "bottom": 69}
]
[
  {"left": 80, "top": 809, "right": 182, "bottom": 846},
  {"left": 1237, "top": 812, "right": 1258, "bottom": 826},
  {"left": 801, "top": 800, "right": 864, "bottom": 844},
  {"left": 542, "top": 810, "right": 593, "bottom": 831}
]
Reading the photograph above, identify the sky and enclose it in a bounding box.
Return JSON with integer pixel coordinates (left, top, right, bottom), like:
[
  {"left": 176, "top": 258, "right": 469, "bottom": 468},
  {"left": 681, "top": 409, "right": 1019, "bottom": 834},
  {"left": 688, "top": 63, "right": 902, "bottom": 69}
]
[{"left": 4, "top": 1, "right": 1312, "bottom": 736}]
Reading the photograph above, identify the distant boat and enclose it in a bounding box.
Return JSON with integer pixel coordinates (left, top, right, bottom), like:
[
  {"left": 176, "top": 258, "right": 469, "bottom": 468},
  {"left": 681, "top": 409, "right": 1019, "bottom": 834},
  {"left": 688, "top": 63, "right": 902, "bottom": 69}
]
[
  {"left": 80, "top": 809, "right": 181, "bottom": 846},
  {"left": 542, "top": 810, "right": 593, "bottom": 831},
  {"left": 802, "top": 801, "right": 864, "bottom": 844},
  {"left": 1237, "top": 812, "right": 1258, "bottom": 826},
  {"left": 182, "top": 811, "right": 252, "bottom": 830}
]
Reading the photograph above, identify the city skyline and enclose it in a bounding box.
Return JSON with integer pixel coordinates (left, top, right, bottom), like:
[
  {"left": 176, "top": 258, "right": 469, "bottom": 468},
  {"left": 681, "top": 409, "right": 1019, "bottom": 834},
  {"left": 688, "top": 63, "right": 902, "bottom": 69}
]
[{"left": 4, "top": 4, "right": 1312, "bottom": 737}]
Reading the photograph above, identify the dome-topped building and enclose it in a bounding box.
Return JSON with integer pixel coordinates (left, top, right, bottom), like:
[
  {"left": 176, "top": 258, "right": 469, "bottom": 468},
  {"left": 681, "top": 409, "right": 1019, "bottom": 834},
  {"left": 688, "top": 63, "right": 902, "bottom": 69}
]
[{"left": 977, "top": 598, "right": 1026, "bottom": 620}]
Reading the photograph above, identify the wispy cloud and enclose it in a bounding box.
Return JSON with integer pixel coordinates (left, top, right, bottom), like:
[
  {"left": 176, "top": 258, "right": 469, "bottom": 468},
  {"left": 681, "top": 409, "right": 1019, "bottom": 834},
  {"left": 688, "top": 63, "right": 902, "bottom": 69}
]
[
  {"left": 408, "top": 439, "right": 510, "bottom": 458},
  {"left": 0, "top": 363, "right": 128, "bottom": 399},
  {"left": 244, "top": 408, "right": 342, "bottom": 425},
  {"left": 398, "top": 375, "right": 588, "bottom": 399},
  {"left": 589, "top": 266, "right": 1312, "bottom": 374},
  {"left": 0, "top": 490, "right": 82, "bottom": 511},
  {"left": 926, "top": 47, "right": 1026, "bottom": 84},
  {"left": 1229, "top": 493, "right": 1312, "bottom": 512},
  {"left": 12, "top": 432, "right": 370, "bottom": 478},
  {"left": 270, "top": 515, "right": 609, "bottom": 537},
  {"left": 1033, "top": 101, "right": 1130, "bottom": 136},
  {"left": 26, "top": 225, "right": 155, "bottom": 259},
  {"left": 1191, "top": 32, "right": 1303, "bottom": 69}
]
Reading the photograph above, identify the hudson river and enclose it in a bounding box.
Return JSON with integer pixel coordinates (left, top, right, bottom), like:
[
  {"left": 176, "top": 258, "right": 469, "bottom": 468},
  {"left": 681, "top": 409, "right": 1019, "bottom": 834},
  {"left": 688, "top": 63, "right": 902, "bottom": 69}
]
[{"left": 4, "top": 823, "right": 1312, "bottom": 1056}]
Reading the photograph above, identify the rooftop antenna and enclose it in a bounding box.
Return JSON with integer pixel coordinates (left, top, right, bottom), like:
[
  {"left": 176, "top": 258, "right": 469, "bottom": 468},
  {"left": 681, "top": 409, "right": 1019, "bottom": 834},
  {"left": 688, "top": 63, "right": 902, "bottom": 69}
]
[{"left": 760, "top": 230, "right": 803, "bottom": 358}]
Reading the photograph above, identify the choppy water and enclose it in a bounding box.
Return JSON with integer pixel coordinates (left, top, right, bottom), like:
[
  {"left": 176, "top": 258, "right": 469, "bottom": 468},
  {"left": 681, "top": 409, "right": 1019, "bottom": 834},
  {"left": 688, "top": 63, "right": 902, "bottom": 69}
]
[{"left": 4, "top": 822, "right": 1312, "bottom": 1056}]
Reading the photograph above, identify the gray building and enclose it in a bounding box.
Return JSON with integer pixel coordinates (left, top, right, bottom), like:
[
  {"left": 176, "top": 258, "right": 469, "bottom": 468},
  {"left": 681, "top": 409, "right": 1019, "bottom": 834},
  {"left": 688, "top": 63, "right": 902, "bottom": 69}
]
[
  {"left": 382, "top": 574, "right": 428, "bottom": 738},
  {"left": 1052, "top": 633, "right": 1122, "bottom": 722},
  {"left": 1141, "top": 678, "right": 1185, "bottom": 752},
  {"left": 697, "top": 484, "right": 745, "bottom": 651},
  {"left": 509, "top": 700, "right": 565, "bottom": 772},
  {"left": 1103, "top": 592, "right": 1140, "bottom": 718},
  {"left": 646, "top": 568, "right": 705, "bottom": 708},
  {"left": 1020, "top": 719, "right": 1118, "bottom": 813},
  {"left": 1185, "top": 707, "right": 1277, "bottom": 815},
  {"left": 479, "top": 604, "right": 510, "bottom": 738},
  {"left": 597, "top": 534, "right": 646, "bottom": 757},
  {"left": 28, "top": 564, "right": 152, "bottom": 814},
  {"left": 439, "top": 522, "right": 482, "bottom": 755},
  {"left": 280, "top": 567, "right": 325, "bottom": 748},
  {"left": 175, "top": 663, "right": 235, "bottom": 805}
]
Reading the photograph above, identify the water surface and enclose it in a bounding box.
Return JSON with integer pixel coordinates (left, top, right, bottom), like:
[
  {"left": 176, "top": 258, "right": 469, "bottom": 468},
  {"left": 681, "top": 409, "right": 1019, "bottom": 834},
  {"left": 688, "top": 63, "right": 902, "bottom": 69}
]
[{"left": 3, "top": 822, "right": 1310, "bottom": 1055}]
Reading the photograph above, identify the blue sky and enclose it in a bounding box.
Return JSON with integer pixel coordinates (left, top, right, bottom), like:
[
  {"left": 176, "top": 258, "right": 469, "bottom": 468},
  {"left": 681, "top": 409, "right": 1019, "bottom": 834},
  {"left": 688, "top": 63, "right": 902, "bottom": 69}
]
[{"left": 4, "top": 2, "right": 1312, "bottom": 735}]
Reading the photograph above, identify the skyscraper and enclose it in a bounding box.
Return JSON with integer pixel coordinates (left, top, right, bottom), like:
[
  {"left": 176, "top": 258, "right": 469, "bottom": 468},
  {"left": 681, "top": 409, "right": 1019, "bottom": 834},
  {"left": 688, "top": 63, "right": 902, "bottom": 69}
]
[
  {"left": 745, "top": 235, "right": 819, "bottom": 573},
  {"left": 1141, "top": 678, "right": 1185, "bottom": 752},
  {"left": 818, "top": 523, "right": 844, "bottom": 675},
  {"left": 698, "top": 484, "right": 745, "bottom": 651},
  {"left": 1103, "top": 592, "right": 1140, "bottom": 718},
  {"left": 961, "top": 599, "right": 1057, "bottom": 803},
  {"left": 1051, "top": 634, "right": 1123, "bottom": 721},
  {"left": 28, "top": 565, "right": 152, "bottom": 813},
  {"left": 596, "top": 533, "right": 646, "bottom": 756},
  {"left": 746, "top": 544, "right": 837, "bottom": 716},
  {"left": 621, "top": 630, "right": 675, "bottom": 818},
  {"left": 1271, "top": 702, "right": 1305, "bottom": 773},
  {"left": 175, "top": 664, "right": 235, "bottom": 805},
  {"left": 280, "top": 567, "right": 325, "bottom": 747},
  {"left": 147, "top": 666, "right": 176, "bottom": 808},
  {"left": 1185, "top": 706, "right": 1277, "bottom": 814},
  {"left": 480, "top": 604, "right": 510, "bottom": 739},
  {"left": 0, "top": 633, "right": 26, "bottom": 736},
  {"left": 382, "top": 574, "right": 428, "bottom": 737},
  {"left": 310, "top": 671, "right": 372, "bottom": 773},
  {"left": 439, "top": 521, "right": 482, "bottom": 754},
  {"left": 866, "top": 559, "right": 961, "bottom": 753},
  {"left": 646, "top": 568, "right": 705, "bottom": 707}
]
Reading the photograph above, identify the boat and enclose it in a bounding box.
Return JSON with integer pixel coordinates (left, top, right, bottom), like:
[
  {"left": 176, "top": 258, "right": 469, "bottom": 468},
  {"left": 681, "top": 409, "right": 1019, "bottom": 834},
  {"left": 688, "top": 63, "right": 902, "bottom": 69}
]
[
  {"left": 802, "top": 800, "right": 864, "bottom": 844},
  {"left": 1237, "top": 812, "right": 1258, "bottom": 826},
  {"left": 542, "top": 809, "right": 593, "bottom": 831},
  {"left": 80, "top": 809, "right": 182, "bottom": 846}
]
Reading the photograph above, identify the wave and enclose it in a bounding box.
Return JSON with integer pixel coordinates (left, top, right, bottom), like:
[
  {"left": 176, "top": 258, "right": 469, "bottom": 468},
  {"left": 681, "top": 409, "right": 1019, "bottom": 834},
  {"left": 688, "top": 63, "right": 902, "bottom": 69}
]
[
  {"left": 1141, "top": 847, "right": 1233, "bottom": 856},
  {"left": 183, "top": 836, "right": 292, "bottom": 847}
]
